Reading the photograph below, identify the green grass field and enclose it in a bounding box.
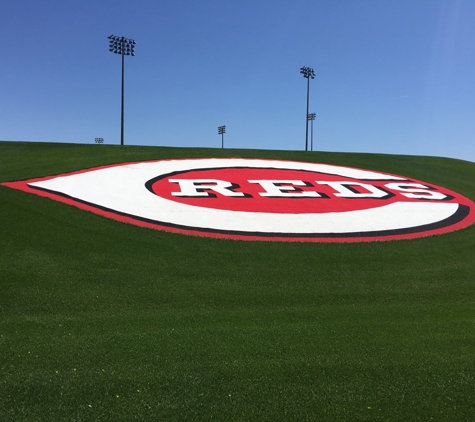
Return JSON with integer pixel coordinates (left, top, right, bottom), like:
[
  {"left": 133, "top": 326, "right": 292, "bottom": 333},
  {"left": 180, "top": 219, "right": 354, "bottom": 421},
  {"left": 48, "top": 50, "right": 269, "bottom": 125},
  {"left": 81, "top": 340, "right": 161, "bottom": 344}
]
[{"left": 1, "top": 141, "right": 475, "bottom": 421}]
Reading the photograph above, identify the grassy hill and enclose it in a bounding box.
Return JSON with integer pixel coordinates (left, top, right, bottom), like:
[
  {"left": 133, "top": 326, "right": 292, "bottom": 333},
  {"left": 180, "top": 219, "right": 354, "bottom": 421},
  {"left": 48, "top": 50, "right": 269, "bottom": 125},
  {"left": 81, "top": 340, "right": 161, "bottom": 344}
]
[{"left": 1, "top": 141, "right": 475, "bottom": 421}]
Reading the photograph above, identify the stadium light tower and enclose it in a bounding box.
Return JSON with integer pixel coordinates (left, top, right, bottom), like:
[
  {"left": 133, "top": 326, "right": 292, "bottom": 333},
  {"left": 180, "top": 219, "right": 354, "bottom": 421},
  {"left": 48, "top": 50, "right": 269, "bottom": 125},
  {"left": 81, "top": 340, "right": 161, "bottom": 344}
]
[
  {"left": 108, "top": 34, "right": 136, "bottom": 146},
  {"left": 308, "top": 113, "right": 316, "bottom": 151},
  {"left": 218, "top": 125, "right": 226, "bottom": 148},
  {"left": 300, "top": 66, "right": 315, "bottom": 151}
]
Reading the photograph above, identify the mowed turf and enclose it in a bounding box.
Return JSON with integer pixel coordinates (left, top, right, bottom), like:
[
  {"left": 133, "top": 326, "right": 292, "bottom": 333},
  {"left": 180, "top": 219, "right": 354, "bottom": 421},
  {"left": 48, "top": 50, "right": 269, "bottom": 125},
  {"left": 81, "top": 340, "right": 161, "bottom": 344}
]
[{"left": 1, "top": 141, "right": 475, "bottom": 421}]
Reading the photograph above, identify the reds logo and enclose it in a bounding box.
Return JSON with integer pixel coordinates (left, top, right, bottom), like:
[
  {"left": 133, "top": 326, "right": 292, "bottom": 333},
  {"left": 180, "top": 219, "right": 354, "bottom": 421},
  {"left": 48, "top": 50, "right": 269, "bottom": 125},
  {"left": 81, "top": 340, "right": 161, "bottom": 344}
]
[{"left": 3, "top": 158, "right": 475, "bottom": 242}]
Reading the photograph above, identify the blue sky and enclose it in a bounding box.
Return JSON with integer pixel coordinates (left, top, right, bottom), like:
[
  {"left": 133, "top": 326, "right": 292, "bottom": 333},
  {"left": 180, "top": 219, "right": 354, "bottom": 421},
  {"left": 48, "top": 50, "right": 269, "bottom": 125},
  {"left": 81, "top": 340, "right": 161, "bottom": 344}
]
[{"left": 1, "top": 0, "right": 474, "bottom": 162}]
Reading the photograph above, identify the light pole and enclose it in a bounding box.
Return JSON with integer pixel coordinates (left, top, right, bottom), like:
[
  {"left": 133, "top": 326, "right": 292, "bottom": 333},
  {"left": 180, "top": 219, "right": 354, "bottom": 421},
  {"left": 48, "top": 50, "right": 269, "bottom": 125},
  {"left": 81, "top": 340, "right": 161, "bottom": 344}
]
[
  {"left": 308, "top": 113, "right": 316, "bottom": 151},
  {"left": 108, "top": 34, "right": 136, "bottom": 146},
  {"left": 218, "top": 125, "right": 226, "bottom": 148},
  {"left": 300, "top": 66, "right": 315, "bottom": 151}
]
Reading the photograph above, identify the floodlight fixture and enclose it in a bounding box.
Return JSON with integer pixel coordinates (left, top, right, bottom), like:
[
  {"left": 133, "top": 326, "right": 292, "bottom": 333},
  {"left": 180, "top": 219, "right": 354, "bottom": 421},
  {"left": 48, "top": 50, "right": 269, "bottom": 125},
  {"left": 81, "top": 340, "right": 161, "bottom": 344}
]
[
  {"left": 307, "top": 113, "right": 316, "bottom": 151},
  {"left": 218, "top": 125, "right": 226, "bottom": 148},
  {"left": 300, "top": 66, "right": 315, "bottom": 79},
  {"left": 108, "top": 34, "right": 136, "bottom": 146},
  {"left": 108, "top": 34, "right": 136, "bottom": 56},
  {"left": 300, "top": 66, "right": 315, "bottom": 151}
]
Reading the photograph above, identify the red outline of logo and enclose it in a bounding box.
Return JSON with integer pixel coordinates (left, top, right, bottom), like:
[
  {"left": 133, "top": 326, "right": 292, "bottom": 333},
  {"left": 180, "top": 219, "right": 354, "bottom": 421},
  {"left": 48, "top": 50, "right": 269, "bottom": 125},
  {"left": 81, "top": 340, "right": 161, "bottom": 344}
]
[{"left": 2, "top": 158, "right": 475, "bottom": 242}]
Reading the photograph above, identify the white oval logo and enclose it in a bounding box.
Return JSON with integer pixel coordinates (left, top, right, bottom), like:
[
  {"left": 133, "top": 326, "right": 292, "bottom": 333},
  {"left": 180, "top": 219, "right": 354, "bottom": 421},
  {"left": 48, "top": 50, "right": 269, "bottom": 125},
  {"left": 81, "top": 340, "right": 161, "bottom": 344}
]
[{"left": 3, "top": 158, "right": 475, "bottom": 242}]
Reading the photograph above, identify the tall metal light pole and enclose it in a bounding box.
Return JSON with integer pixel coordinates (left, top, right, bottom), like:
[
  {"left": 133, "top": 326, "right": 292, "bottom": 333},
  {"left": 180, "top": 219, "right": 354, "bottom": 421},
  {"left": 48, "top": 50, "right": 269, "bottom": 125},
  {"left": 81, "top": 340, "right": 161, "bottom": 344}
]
[
  {"left": 300, "top": 66, "right": 315, "bottom": 151},
  {"left": 308, "top": 113, "right": 316, "bottom": 151},
  {"left": 108, "top": 34, "right": 136, "bottom": 146},
  {"left": 218, "top": 125, "right": 226, "bottom": 148}
]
